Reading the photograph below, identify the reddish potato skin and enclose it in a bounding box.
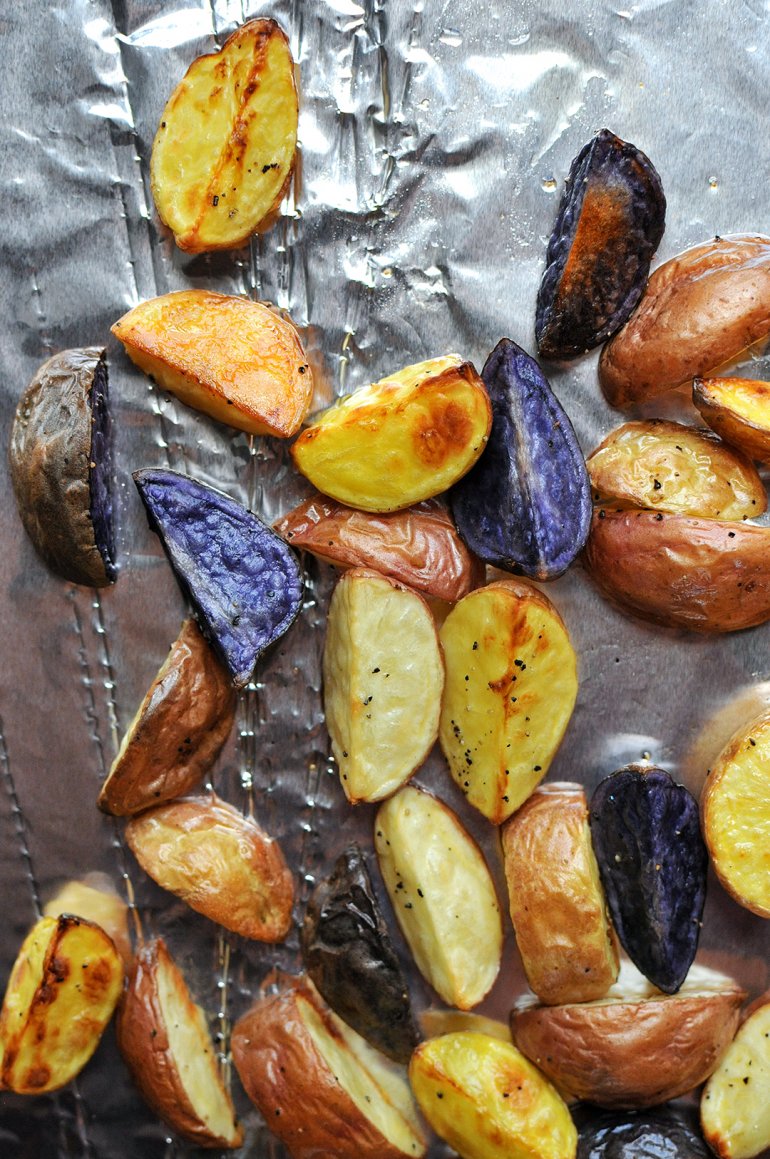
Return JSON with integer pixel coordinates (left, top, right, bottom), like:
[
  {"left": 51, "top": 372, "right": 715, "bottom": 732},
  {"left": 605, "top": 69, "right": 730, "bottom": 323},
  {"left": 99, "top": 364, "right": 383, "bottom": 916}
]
[{"left": 693, "top": 376, "right": 770, "bottom": 465}]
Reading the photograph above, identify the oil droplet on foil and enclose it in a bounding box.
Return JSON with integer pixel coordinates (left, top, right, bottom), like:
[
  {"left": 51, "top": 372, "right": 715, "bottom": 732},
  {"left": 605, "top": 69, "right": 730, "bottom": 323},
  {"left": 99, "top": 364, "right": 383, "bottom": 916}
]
[
  {"left": 708, "top": 175, "right": 719, "bottom": 190},
  {"left": 439, "top": 28, "right": 462, "bottom": 47},
  {"left": 541, "top": 176, "right": 557, "bottom": 192}
]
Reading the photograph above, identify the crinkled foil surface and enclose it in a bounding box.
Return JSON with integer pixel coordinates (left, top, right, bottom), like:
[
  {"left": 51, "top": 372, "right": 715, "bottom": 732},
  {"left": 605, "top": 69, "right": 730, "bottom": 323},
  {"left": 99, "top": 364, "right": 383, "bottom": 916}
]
[{"left": 2, "top": 0, "right": 770, "bottom": 1155}]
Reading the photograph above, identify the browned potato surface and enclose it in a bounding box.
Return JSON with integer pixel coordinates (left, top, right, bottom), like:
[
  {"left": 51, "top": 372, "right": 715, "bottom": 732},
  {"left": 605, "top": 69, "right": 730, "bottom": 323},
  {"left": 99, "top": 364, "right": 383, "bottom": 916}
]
[
  {"left": 701, "top": 991, "right": 770, "bottom": 1158},
  {"left": 43, "top": 873, "right": 132, "bottom": 966},
  {"left": 694, "top": 376, "right": 770, "bottom": 465}
]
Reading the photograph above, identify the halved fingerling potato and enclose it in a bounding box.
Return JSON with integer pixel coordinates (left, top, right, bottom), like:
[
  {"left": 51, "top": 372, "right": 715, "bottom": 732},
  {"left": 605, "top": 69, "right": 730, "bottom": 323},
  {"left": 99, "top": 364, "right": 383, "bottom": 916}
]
[
  {"left": 701, "top": 992, "right": 770, "bottom": 1158},
  {"left": 694, "top": 376, "right": 770, "bottom": 465}
]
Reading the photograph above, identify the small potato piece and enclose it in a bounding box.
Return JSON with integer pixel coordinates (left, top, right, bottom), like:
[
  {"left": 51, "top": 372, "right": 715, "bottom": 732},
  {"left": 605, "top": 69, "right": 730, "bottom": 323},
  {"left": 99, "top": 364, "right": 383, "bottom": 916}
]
[
  {"left": 291, "top": 355, "right": 491, "bottom": 512},
  {"left": 587, "top": 420, "right": 766, "bottom": 520},
  {"left": 374, "top": 785, "right": 502, "bottom": 1009},
  {"left": 125, "top": 794, "right": 294, "bottom": 941},
  {"left": 323, "top": 568, "right": 444, "bottom": 803},
  {"left": 438, "top": 580, "right": 578, "bottom": 823},
  {"left": 0, "top": 914, "right": 123, "bottom": 1094},
  {"left": 694, "top": 376, "right": 770, "bottom": 465},
  {"left": 44, "top": 873, "right": 132, "bottom": 966},
  {"left": 232, "top": 975, "right": 427, "bottom": 1159},
  {"left": 511, "top": 960, "right": 745, "bottom": 1109},
  {"left": 99, "top": 619, "right": 236, "bottom": 815},
  {"left": 117, "top": 939, "right": 242, "bottom": 1149},
  {"left": 701, "top": 993, "right": 770, "bottom": 1158},
  {"left": 151, "top": 19, "right": 298, "bottom": 253},
  {"left": 409, "top": 1032, "right": 577, "bottom": 1159},
  {"left": 576, "top": 1105, "right": 711, "bottom": 1158},
  {"left": 112, "top": 290, "right": 312, "bottom": 438},
  {"left": 501, "top": 783, "right": 619, "bottom": 1005}
]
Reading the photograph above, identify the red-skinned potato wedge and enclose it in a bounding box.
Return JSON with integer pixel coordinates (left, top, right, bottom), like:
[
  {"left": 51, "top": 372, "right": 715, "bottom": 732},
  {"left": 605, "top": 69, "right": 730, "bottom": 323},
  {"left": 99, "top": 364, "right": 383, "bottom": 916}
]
[
  {"left": 231, "top": 974, "right": 427, "bottom": 1159},
  {"left": 112, "top": 290, "right": 312, "bottom": 437},
  {"left": 0, "top": 914, "right": 123, "bottom": 1094},
  {"left": 694, "top": 376, "right": 770, "bottom": 466},
  {"left": 583, "top": 508, "right": 770, "bottom": 632},
  {"left": 511, "top": 960, "right": 745, "bottom": 1109},
  {"left": 274, "top": 494, "right": 485, "bottom": 602},
  {"left": 43, "top": 873, "right": 132, "bottom": 967},
  {"left": 117, "top": 939, "right": 242, "bottom": 1149},
  {"left": 151, "top": 18, "right": 298, "bottom": 253},
  {"left": 701, "top": 990, "right": 770, "bottom": 1158},
  {"left": 125, "top": 794, "right": 293, "bottom": 941}
]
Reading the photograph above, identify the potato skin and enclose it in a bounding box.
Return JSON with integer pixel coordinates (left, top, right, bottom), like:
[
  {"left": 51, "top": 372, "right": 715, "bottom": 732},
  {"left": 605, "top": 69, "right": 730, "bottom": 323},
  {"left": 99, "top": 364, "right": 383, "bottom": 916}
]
[
  {"left": 693, "top": 376, "right": 770, "bottom": 466},
  {"left": 700, "top": 991, "right": 770, "bottom": 1159}
]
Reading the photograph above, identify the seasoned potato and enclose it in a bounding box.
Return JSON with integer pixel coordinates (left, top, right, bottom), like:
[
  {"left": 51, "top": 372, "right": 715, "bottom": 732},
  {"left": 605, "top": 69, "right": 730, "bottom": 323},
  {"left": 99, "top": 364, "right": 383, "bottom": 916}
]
[
  {"left": 43, "top": 873, "right": 132, "bottom": 966},
  {"left": 117, "top": 939, "right": 242, "bottom": 1148},
  {"left": 587, "top": 420, "right": 766, "bottom": 520},
  {"left": 374, "top": 785, "right": 502, "bottom": 1009},
  {"left": 291, "top": 355, "right": 491, "bottom": 512},
  {"left": 112, "top": 290, "right": 312, "bottom": 438},
  {"left": 125, "top": 794, "right": 294, "bottom": 941},
  {"left": 232, "top": 974, "right": 427, "bottom": 1159},
  {"left": 694, "top": 376, "right": 770, "bottom": 465},
  {"left": 0, "top": 914, "right": 123, "bottom": 1094},
  {"left": 599, "top": 234, "right": 770, "bottom": 407},
  {"left": 511, "top": 960, "right": 745, "bottom": 1109},
  {"left": 409, "top": 1031, "right": 577, "bottom": 1159},
  {"left": 583, "top": 508, "right": 770, "bottom": 632},
  {"left": 151, "top": 19, "right": 298, "bottom": 253},
  {"left": 323, "top": 569, "right": 444, "bottom": 803},
  {"left": 501, "top": 783, "right": 619, "bottom": 1005},
  {"left": 701, "top": 992, "right": 770, "bottom": 1158},
  {"left": 438, "top": 579, "right": 578, "bottom": 823}
]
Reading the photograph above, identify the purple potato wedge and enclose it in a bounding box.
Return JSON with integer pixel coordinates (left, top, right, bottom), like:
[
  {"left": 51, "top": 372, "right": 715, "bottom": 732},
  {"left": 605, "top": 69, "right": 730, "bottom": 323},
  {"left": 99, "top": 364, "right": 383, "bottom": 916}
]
[
  {"left": 134, "top": 469, "right": 302, "bottom": 687},
  {"left": 589, "top": 766, "right": 707, "bottom": 994},
  {"left": 536, "top": 129, "right": 666, "bottom": 361},
  {"left": 574, "top": 1104, "right": 710, "bottom": 1158},
  {"left": 450, "top": 338, "right": 591, "bottom": 581}
]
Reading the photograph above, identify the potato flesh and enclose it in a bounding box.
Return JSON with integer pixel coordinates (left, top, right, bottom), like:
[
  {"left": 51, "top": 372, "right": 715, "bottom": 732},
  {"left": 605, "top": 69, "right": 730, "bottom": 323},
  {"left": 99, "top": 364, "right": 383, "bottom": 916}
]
[
  {"left": 43, "top": 875, "right": 132, "bottom": 966},
  {"left": 694, "top": 377, "right": 770, "bottom": 465},
  {"left": 374, "top": 786, "right": 502, "bottom": 1009},
  {"left": 701, "top": 998, "right": 770, "bottom": 1159}
]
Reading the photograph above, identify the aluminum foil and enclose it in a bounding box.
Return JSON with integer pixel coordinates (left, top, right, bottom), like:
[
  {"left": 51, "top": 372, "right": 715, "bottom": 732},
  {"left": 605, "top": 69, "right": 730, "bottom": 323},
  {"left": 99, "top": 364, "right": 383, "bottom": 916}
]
[{"left": 2, "top": 0, "right": 770, "bottom": 1154}]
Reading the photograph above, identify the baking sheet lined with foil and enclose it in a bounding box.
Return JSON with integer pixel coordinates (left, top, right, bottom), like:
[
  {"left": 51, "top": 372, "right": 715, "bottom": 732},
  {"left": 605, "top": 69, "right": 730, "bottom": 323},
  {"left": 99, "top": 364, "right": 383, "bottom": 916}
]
[{"left": 2, "top": 0, "right": 770, "bottom": 1154}]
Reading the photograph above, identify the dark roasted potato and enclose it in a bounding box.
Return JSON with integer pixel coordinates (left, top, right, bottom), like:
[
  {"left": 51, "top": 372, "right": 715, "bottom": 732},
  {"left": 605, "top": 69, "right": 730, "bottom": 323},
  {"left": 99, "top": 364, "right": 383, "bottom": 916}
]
[
  {"left": 9, "top": 347, "right": 115, "bottom": 586},
  {"left": 693, "top": 375, "right": 770, "bottom": 466},
  {"left": 574, "top": 1105, "right": 710, "bottom": 1158},
  {"left": 536, "top": 129, "right": 665, "bottom": 360},
  {"left": 451, "top": 339, "right": 591, "bottom": 580}
]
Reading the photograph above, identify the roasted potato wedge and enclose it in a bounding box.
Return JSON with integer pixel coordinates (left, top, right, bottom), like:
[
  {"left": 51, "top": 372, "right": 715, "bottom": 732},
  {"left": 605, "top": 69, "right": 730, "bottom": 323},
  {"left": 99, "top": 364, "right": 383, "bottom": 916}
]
[
  {"left": 99, "top": 619, "right": 236, "bottom": 815},
  {"left": 599, "top": 234, "right": 770, "bottom": 408},
  {"left": 374, "top": 785, "right": 502, "bottom": 1009},
  {"left": 694, "top": 376, "right": 770, "bottom": 465},
  {"left": 151, "top": 19, "right": 298, "bottom": 253},
  {"left": 125, "top": 794, "right": 294, "bottom": 941},
  {"left": 701, "top": 991, "right": 770, "bottom": 1158},
  {"left": 409, "top": 1031, "right": 577, "bottom": 1159},
  {"left": 438, "top": 579, "right": 578, "bottom": 823},
  {"left": 0, "top": 914, "right": 123, "bottom": 1094},
  {"left": 43, "top": 873, "right": 132, "bottom": 966},
  {"left": 587, "top": 420, "right": 766, "bottom": 520},
  {"left": 117, "top": 938, "right": 242, "bottom": 1149},
  {"left": 575, "top": 1105, "right": 710, "bottom": 1158},
  {"left": 502, "top": 783, "right": 619, "bottom": 1005},
  {"left": 511, "top": 960, "right": 745, "bottom": 1109},
  {"left": 231, "top": 974, "right": 427, "bottom": 1159},
  {"left": 419, "top": 1010, "right": 512, "bottom": 1042},
  {"left": 323, "top": 568, "right": 444, "bottom": 803},
  {"left": 113, "top": 290, "right": 312, "bottom": 438},
  {"left": 291, "top": 355, "right": 492, "bottom": 512}
]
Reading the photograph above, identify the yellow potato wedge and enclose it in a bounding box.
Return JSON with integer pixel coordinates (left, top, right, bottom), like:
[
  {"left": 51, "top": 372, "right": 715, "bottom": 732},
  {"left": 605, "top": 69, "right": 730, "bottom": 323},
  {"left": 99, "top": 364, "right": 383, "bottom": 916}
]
[
  {"left": 701, "top": 991, "right": 770, "bottom": 1158},
  {"left": 117, "top": 938, "right": 242, "bottom": 1149},
  {"left": 419, "top": 1010, "right": 512, "bottom": 1042},
  {"left": 43, "top": 873, "right": 132, "bottom": 966},
  {"left": 694, "top": 376, "right": 770, "bottom": 466},
  {"left": 291, "top": 355, "right": 491, "bottom": 512},
  {"left": 587, "top": 420, "right": 765, "bottom": 520},
  {"left": 125, "top": 793, "right": 293, "bottom": 941},
  {"left": 501, "top": 782, "right": 619, "bottom": 1005},
  {"left": 151, "top": 18, "right": 298, "bottom": 253},
  {"left": 232, "top": 974, "right": 427, "bottom": 1159},
  {"left": 0, "top": 914, "right": 123, "bottom": 1094},
  {"left": 323, "top": 568, "right": 444, "bottom": 803},
  {"left": 438, "top": 579, "right": 578, "bottom": 824},
  {"left": 374, "top": 785, "right": 502, "bottom": 1009},
  {"left": 112, "top": 290, "right": 312, "bottom": 438},
  {"left": 409, "top": 1031, "right": 577, "bottom": 1159}
]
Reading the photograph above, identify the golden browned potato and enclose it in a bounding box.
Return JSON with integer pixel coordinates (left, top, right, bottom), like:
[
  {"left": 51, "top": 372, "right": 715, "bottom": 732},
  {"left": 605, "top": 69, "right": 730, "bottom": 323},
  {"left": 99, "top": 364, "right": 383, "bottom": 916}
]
[
  {"left": 112, "top": 290, "right": 312, "bottom": 438},
  {"left": 0, "top": 914, "right": 124, "bottom": 1094},
  {"left": 98, "top": 619, "right": 236, "bottom": 816},
  {"left": 117, "top": 938, "right": 242, "bottom": 1149},
  {"left": 511, "top": 960, "right": 745, "bottom": 1109},
  {"left": 694, "top": 376, "right": 770, "bottom": 465},
  {"left": 438, "top": 579, "right": 578, "bottom": 823},
  {"left": 587, "top": 420, "right": 766, "bottom": 520},
  {"left": 409, "top": 1032, "right": 577, "bottom": 1159},
  {"left": 501, "top": 782, "right": 619, "bottom": 1005},
  {"left": 599, "top": 235, "right": 770, "bottom": 407},
  {"left": 43, "top": 873, "right": 132, "bottom": 966},
  {"left": 323, "top": 569, "right": 444, "bottom": 803},
  {"left": 231, "top": 974, "right": 427, "bottom": 1159},
  {"left": 291, "top": 355, "right": 491, "bottom": 512},
  {"left": 151, "top": 19, "right": 298, "bottom": 253},
  {"left": 701, "top": 991, "right": 770, "bottom": 1158},
  {"left": 583, "top": 508, "right": 770, "bottom": 632},
  {"left": 125, "top": 794, "right": 293, "bottom": 941}
]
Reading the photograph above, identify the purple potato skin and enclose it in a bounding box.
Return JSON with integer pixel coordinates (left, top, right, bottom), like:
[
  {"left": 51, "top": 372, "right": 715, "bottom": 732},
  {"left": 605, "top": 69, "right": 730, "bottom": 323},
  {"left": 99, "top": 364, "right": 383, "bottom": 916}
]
[
  {"left": 536, "top": 129, "right": 666, "bottom": 360},
  {"left": 589, "top": 766, "right": 707, "bottom": 995},
  {"left": 134, "top": 469, "right": 303, "bottom": 687},
  {"left": 450, "top": 338, "right": 591, "bottom": 580},
  {"left": 574, "top": 1104, "right": 710, "bottom": 1158}
]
